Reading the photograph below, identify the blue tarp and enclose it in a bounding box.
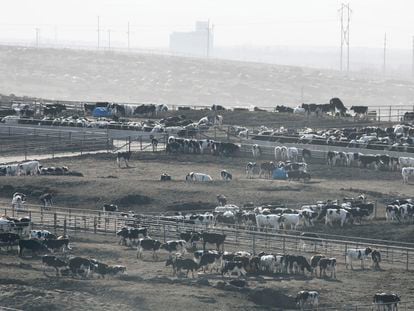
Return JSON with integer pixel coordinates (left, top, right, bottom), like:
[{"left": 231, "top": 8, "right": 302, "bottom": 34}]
[
  {"left": 92, "top": 107, "right": 112, "bottom": 117},
  {"left": 272, "top": 168, "right": 287, "bottom": 180}
]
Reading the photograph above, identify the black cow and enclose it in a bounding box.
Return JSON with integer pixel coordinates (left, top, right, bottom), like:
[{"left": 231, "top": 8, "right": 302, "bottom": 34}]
[
  {"left": 318, "top": 258, "right": 337, "bottom": 278},
  {"left": 18, "top": 239, "right": 49, "bottom": 257},
  {"left": 0, "top": 232, "right": 20, "bottom": 251},
  {"left": 201, "top": 232, "right": 226, "bottom": 251},
  {"left": 220, "top": 170, "right": 232, "bottom": 181},
  {"left": 117, "top": 151, "right": 132, "bottom": 168},
  {"left": 136, "top": 238, "right": 161, "bottom": 259},
  {"left": 310, "top": 254, "right": 325, "bottom": 275},
  {"left": 373, "top": 293, "right": 400, "bottom": 310},
  {"left": 103, "top": 204, "right": 118, "bottom": 213},
  {"left": 160, "top": 173, "right": 172, "bottom": 181},
  {"left": 42, "top": 255, "right": 68, "bottom": 276},
  {"left": 198, "top": 251, "right": 222, "bottom": 273},
  {"left": 166, "top": 257, "right": 199, "bottom": 278},
  {"left": 358, "top": 154, "right": 378, "bottom": 169},
  {"left": 371, "top": 250, "right": 381, "bottom": 270},
  {"left": 302, "top": 149, "right": 312, "bottom": 162},
  {"left": 217, "top": 194, "right": 227, "bottom": 206},
  {"left": 90, "top": 259, "right": 110, "bottom": 278},
  {"left": 351, "top": 106, "right": 368, "bottom": 117},
  {"left": 39, "top": 193, "right": 53, "bottom": 210},
  {"left": 284, "top": 255, "right": 312, "bottom": 274},
  {"left": 275, "top": 105, "right": 294, "bottom": 113}
]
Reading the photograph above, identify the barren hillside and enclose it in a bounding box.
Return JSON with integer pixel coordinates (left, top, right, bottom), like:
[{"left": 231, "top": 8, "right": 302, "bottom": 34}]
[{"left": 0, "top": 45, "right": 413, "bottom": 107}]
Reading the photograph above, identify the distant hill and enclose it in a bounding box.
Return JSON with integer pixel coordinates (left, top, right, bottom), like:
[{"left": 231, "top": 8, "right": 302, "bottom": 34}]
[{"left": 0, "top": 45, "right": 413, "bottom": 108}]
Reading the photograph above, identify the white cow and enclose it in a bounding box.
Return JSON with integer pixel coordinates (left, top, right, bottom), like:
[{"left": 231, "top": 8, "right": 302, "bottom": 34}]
[
  {"left": 259, "top": 255, "right": 276, "bottom": 273},
  {"left": 287, "top": 147, "right": 299, "bottom": 162},
  {"left": 19, "top": 160, "right": 40, "bottom": 176},
  {"left": 252, "top": 144, "right": 261, "bottom": 159},
  {"left": 30, "top": 229, "right": 54, "bottom": 240},
  {"left": 325, "top": 208, "right": 350, "bottom": 227},
  {"left": 296, "top": 291, "right": 320, "bottom": 311},
  {"left": 280, "top": 213, "right": 305, "bottom": 230},
  {"left": 199, "top": 139, "right": 215, "bottom": 154},
  {"left": 402, "top": 167, "right": 414, "bottom": 184},
  {"left": 293, "top": 107, "right": 306, "bottom": 114},
  {"left": 11, "top": 193, "right": 26, "bottom": 211},
  {"left": 399, "top": 157, "right": 414, "bottom": 168},
  {"left": 185, "top": 172, "right": 212, "bottom": 182},
  {"left": 280, "top": 146, "right": 288, "bottom": 161},
  {"left": 0, "top": 218, "right": 15, "bottom": 232},
  {"left": 345, "top": 247, "right": 372, "bottom": 270},
  {"left": 6, "top": 164, "right": 20, "bottom": 176},
  {"left": 274, "top": 146, "right": 282, "bottom": 161},
  {"left": 255, "top": 214, "right": 284, "bottom": 230}
]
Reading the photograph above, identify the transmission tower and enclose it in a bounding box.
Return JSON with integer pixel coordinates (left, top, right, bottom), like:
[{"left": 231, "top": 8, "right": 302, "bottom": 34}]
[{"left": 339, "top": 3, "right": 352, "bottom": 72}]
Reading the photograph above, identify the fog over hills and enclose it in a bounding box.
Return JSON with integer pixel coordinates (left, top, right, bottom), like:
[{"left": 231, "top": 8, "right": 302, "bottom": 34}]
[{"left": 1, "top": 45, "right": 413, "bottom": 108}]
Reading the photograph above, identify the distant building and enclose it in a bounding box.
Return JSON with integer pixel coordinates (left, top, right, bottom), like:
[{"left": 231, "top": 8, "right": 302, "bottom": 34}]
[{"left": 169, "top": 21, "right": 213, "bottom": 57}]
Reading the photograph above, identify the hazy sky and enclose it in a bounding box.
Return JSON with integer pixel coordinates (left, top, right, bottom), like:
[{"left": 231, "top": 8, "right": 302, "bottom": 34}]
[{"left": 1, "top": 0, "right": 413, "bottom": 49}]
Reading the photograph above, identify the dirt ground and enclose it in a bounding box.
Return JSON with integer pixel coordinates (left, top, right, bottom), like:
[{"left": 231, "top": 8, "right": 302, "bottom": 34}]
[
  {"left": 0, "top": 151, "right": 413, "bottom": 310},
  {"left": 0, "top": 232, "right": 413, "bottom": 311}
]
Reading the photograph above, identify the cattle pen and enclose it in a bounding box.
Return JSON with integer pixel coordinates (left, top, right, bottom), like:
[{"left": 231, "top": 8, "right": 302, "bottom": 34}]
[{"left": 3, "top": 204, "right": 414, "bottom": 274}]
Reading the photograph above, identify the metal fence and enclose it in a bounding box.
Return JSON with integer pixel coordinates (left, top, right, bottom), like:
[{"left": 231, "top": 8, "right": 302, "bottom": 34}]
[{"left": 4, "top": 205, "right": 414, "bottom": 272}]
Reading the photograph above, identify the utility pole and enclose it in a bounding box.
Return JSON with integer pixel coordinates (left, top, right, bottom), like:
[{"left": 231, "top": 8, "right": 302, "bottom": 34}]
[
  {"left": 35, "top": 28, "right": 40, "bottom": 48},
  {"left": 339, "top": 3, "right": 351, "bottom": 72},
  {"left": 97, "top": 16, "right": 100, "bottom": 49},
  {"left": 108, "top": 29, "right": 111, "bottom": 50},
  {"left": 206, "top": 19, "right": 210, "bottom": 58},
  {"left": 383, "top": 33, "right": 387, "bottom": 75},
  {"left": 412, "top": 36, "right": 414, "bottom": 78},
  {"left": 127, "top": 22, "right": 130, "bottom": 50}
]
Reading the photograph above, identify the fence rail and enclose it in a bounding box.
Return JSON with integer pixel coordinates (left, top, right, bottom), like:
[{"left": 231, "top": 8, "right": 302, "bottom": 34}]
[{"left": 4, "top": 205, "right": 414, "bottom": 272}]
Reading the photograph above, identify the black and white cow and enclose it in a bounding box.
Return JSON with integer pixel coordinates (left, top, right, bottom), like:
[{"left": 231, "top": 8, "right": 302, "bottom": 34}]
[
  {"left": 161, "top": 240, "right": 187, "bottom": 256},
  {"left": 318, "top": 258, "right": 337, "bottom": 279},
  {"left": 136, "top": 238, "right": 162, "bottom": 260},
  {"left": 117, "top": 151, "right": 132, "bottom": 168},
  {"left": 166, "top": 257, "right": 199, "bottom": 278},
  {"left": 103, "top": 204, "right": 118, "bottom": 214},
  {"left": 221, "top": 260, "right": 247, "bottom": 278},
  {"left": 220, "top": 170, "right": 232, "bottom": 181},
  {"left": 345, "top": 247, "right": 372, "bottom": 270},
  {"left": 117, "top": 227, "right": 148, "bottom": 246},
  {"left": 151, "top": 137, "right": 158, "bottom": 152},
  {"left": 43, "top": 238, "right": 71, "bottom": 253},
  {"left": 245, "top": 162, "right": 257, "bottom": 179},
  {"left": 216, "top": 194, "right": 227, "bottom": 206},
  {"left": 0, "top": 232, "right": 20, "bottom": 251},
  {"left": 197, "top": 251, "right": 222, "bottom": 273},
  {"left": 68, "top": 256, "right": 94, "bottom": 278},
  {"left": 11, "top": 192, "right": 26, "bottom": 211},
  {"left": 373, "top": 293, "right": 400, "bottom": 311},
  {"left": 371, "top": 250, "right": 382, "bottom": 270},
  {"left": 296, "top": 291, "right": 320, "bottom": 311}
]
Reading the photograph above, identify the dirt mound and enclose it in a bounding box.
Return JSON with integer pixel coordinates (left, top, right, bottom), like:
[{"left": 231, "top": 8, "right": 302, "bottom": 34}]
[
  {"left": 248, "top": 287, "right": 296, "bottom": 308},
  {"left": 166, "top": 201, "right": 216, "bottom": 211},
  {"left": 114, "top": 194, "right": 152, "bottom": 206}
]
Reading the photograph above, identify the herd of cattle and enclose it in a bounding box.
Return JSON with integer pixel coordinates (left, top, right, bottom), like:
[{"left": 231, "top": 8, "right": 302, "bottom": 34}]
[{"left": 0, "top": 159, "right": 75, "bottom": 177}]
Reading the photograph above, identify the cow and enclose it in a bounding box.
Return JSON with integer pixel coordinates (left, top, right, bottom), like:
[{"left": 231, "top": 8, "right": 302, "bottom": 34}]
[
  {"left": 166, "top": 257, "right": 199, "bottom": 278},
  {"left": 296, "top": 291, "right": 320, "bottom": 311},
  {"left": 19, "top": 160, "right": 40, "bottom": 175},
  {"left": 160, "top": 173, "right": 172, "bottom": 181},
  {"left": 201, "top": 232, "right": 226, "bottom": 251},
  {"left": 151, "top": 137, "right": 158, "bottom": 152},
  {"left": 186, "top": 213, "right": 215, "bottom": 226},
  {"left": 318, "top": 258, "right": 336, "bottom": 279},
  {"left": 287, "top": 147, "right": 299, "bottom": 162},
  {"left": 351, "top": 106, "right": 368, "bottom": 118},
  {"left": 30, "top": 230, "right": 56, "bottom": 240},
  {"left": 103, "top": 203, "right": 118, "bottom": 214},
  {"left": 18, "top": 239, "right": 49, "bottom": 257},
  {"left": 42, "top": 255, "right": 68, "bottom": 276},
  {"left": 216, "top": 194, "right": 227, "bottom": 206},
  {"left": 161, "top": 240, "right": 187, "bottom": 257},
  {"left": 280, "top": 213, "right": 305, "bottom": 230},
  {"left": 345, "top": 247, "right": 372, "bottom": 270},
  {"left": 220, "top": 170, "right": 232, "bottom": 181},
  {"left": 245, "top": 162, "right": 257, "bottom": 179},
  {"left": 39, "top": 193, "right": 53, "bottom": 210},
  {"left": 11, "top": 192, "right": 26, "bottom": 211},
  {"left": 117, "top": 151, "right": 132, "bottom": 168},
  {"left": 302, "top": 149, "right": 312, "bottom": 163},
  {"left": 43, "top": 238, "right": 71, "bottom": 253},
  {"left": 221, "top": 261, "right": 247, "bottom": 278},
  {"left": 68, "top": 256, "right": 94, "bottom": 278},
  {"left": 197, "top": 251, "right": 222, "bottom": 273},
  {"left": 117, "top": 227, "right": 148, "bottom": 246},
  {"left": 136, "top": 238, "right": 161, "bottom": 260},
  {"left": 259, "top": 254, "right": 277, "bottom": 273},
  {"left": 6, "top": 164, "right": 20, "bottom": 176},
  {"left": 325, "top": 208, "right": 351, "bottom": 227},
  {"left": 252, "top": 144, "right": 261, "bottom": 159},
  {"left": 179, "top": 231, "right": 201, "bottom": 249},
  {"left": 284, "top": 255, "right": 312, "bottom": 274},
  {"left": 185, "top": 172, "right": 213, "bottom": 182},
  {"left": 259, "top": 161, "right": 275, "bottom": 179},
  {"left": 373, "top": 293, "right": 400, "bottom": 311},
  {"left": 371, "top": 250, "right": 381, "bottom": 270},
  {"left": 310, "top": 254, "right": 325, "bottom": 276},
  {"left": 255, "top": 214, "right": 284, "bottom": 230},
  {"left": 0, "top": 232, "right": 20, "bottom": 251},
  {"left": 398, "top": 156, "right": 414, "bottom": 168},
  {"left": 402, "top": 167, "right": 414, "bottom": 184}
]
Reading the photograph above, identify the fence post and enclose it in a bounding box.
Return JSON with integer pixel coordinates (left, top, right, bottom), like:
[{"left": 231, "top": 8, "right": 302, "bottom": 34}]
[
  {"left": 94, "top": 216, "right": 97, "bottom": 234},
  {"left": 252, "top": 231, "right": 256, "bottom": 255},
  {"left": 389, "top": 106, "right": 392, "bottom": 122},
  {"left": 128, "top": 136, "right": 131, "bottom": 153},
  {"left": 283, "top": 236, "right": 286, "bottom": 254},
  {"left": 64, "top": 217, "right": 67, "bottom": 237},
  {"left": 54, "top": 213, "right": 57, "bottom": 234},
  {"left": 406, "top": 249, "right": 409, "bottom": 271},
  {"left": 24, "top": 135, "right": 27, "bottom": 161},
  {"left": 163, "top": 224, "right": 166, "bottom": 243},
  {"left": 345, "top": 243, "right": 348, "bottom": 265},
  {"left": 140, "top": 136, "right": 143, "bottom": 151},
  {"left": 374, "top": 201, "right": 378, "bottom": 219}
]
